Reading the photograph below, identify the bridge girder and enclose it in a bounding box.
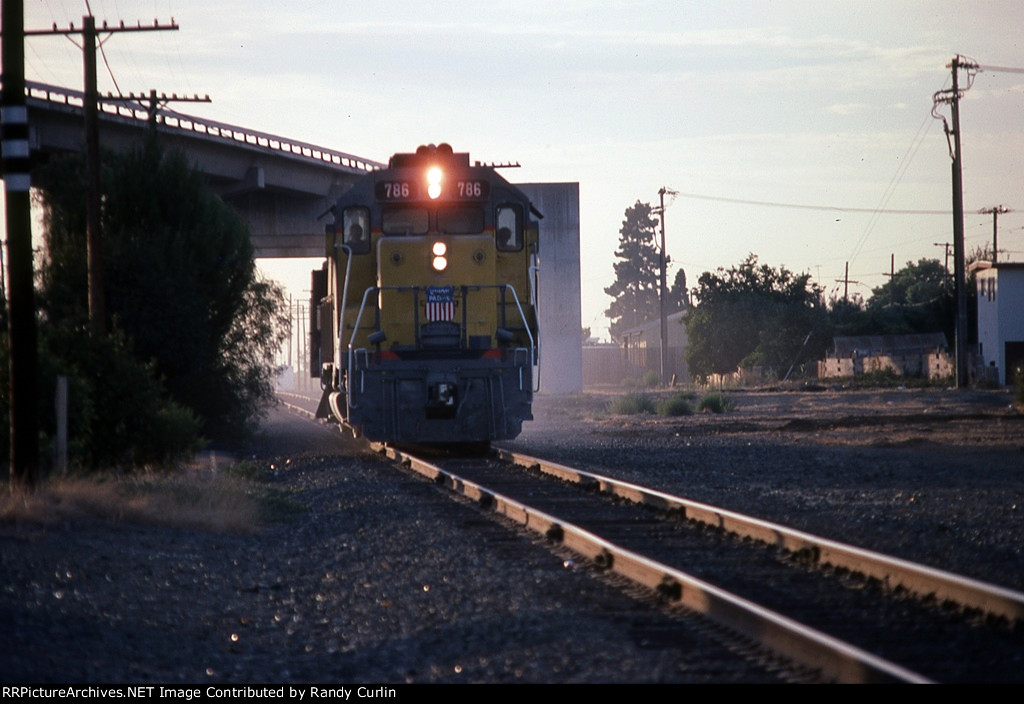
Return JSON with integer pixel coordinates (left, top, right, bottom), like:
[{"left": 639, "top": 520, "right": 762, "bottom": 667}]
[{"left": 17, "top": 83, "right": 379, "bottom": 258}]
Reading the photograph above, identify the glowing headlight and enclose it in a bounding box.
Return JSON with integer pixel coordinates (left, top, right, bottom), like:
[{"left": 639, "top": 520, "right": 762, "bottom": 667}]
[
  {"left": 427, "top": 166, "right": 443, "bottom": 199},
  {"left": 431, "top": 241, "right": 448, "bottom": 270}
]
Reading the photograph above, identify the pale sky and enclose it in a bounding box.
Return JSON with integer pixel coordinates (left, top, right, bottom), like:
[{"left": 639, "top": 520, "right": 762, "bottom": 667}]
[{"left": 12, "top": 0, "right": 1024, "bottom": 339}]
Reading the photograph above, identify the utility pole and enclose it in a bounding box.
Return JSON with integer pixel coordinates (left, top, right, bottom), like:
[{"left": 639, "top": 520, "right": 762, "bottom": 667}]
[
  {"left": 655, "top": 187, "right": 677, "bottom": 385},
  {"left": 2, "top": 0, "right": 39, "bottom": 488},
  {"left": 105, "top": 89, "right": 211, "bottom": 130},
  {"left": 881, "top": 254, "right": 896, "bottom": 306},
  {"left": 25, "top": 16, "right": 179, "bottom": 335},
  {"left": 932, "top": 55, "right": 977, "bottom": 389},
  {"left": 933, "top": 241, "right": 953, "bottom": 279},
  {"left": 979, "top": 205, "right": 1010, "bottom": 264},
  {"left": 834, "top": 262, "right": 860, "bottom": 303}
]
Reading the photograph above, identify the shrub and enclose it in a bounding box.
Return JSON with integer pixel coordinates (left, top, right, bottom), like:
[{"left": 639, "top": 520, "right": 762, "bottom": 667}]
[
  {"left": 23, "top": 323, "right": 202, "bottom": 471},
  {"left": 642, "top": 370, "right": 661, "bottom": 388},
  {"left": 621, "top": 376, "right": 641, "bottom": 389},
  {"left": 608, "top": 393, "right": 656, "bottom": 415},
  {"left": 657, "top": 393, "right": 693, "bottom": 417},
  {"left": 697, "top": 391, "right": 735, "bottom": 414},
  {"left": 1014, "top": 365, "right": 1024, "bottom": 411}
]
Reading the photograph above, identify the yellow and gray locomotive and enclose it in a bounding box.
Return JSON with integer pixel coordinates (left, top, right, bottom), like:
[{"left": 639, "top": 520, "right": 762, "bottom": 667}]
[{"left": 312, "top": 144, "right": 540, "bottom": 444}]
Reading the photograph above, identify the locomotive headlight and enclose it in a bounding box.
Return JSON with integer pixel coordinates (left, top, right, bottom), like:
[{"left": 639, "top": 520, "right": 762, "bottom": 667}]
[
  {"left": 427, "top": 166, "right": 443, "bottom": 199},
  {"left": 431, "top": 241, "right": 448, "bottom": 271}
]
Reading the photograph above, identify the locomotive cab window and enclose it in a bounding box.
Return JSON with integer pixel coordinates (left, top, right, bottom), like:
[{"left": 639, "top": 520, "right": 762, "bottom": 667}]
[
  {"left": 496, "top": 205, "right": 523, "bottom": 251},
  {"left": 342, "top": 207, "right": 370, "bottom": 253},
  {"left": 382, "top": 206, "right": 428, "bottom": 235},
  {"left": 438, "top": 206, "right": 484, "bottom": 235}
]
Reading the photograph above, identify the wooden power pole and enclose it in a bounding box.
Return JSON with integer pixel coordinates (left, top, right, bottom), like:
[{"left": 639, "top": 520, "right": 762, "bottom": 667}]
[
  {"left": 932, "top": 55, "right": 977, "bottom": 389},
  {"left": 25, "top": 16, "right": 179, "bottom": 335},
  {"left": 2, "top": 0, "right": 39, "bottom": 488},
  {"left": 978, "top": 205, "right": 1010, "bottom": 264}
]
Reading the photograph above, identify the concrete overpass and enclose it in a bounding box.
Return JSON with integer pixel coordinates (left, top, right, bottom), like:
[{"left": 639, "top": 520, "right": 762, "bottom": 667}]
[
  {"left": 6, "top": 81, "right": 583, "bottom": 392},
  {"left": 16, "top": 80, "right": 382, "bottom": 257}
]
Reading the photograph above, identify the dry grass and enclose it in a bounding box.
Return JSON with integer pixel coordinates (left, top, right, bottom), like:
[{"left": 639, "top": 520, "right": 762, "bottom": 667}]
[{"left": 0, "top": 472, "right": 266, "bottom": 534}]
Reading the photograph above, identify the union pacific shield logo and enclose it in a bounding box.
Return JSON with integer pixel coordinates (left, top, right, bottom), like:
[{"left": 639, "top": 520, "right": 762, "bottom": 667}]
[{"left": 425, "top": 286, "right": 455, "bottom": 322}]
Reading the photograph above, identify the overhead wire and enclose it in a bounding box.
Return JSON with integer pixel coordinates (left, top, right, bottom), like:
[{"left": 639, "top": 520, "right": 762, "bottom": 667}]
[
  {"left": 674, "top": 190, "right": 949, "bottom": 215},
  {"left": 846, "top": 108, "right": 938, "bottom": 265},
  {"left": 977, "top": 64, "right": 1024, "bottom": 75}
]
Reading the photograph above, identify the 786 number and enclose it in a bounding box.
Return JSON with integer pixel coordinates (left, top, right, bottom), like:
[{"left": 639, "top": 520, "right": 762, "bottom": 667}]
[
  {"left": 458, "top": 181, "right": 482, "bottom": 198},
  {"left": 384, "top": 181, "right": 411, "bottom": 199}
]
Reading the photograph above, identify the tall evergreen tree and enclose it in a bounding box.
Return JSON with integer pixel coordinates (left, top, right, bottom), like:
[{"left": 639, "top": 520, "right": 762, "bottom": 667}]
[{"left": 605, "top": 201, "right": 660, "bottom": 338}]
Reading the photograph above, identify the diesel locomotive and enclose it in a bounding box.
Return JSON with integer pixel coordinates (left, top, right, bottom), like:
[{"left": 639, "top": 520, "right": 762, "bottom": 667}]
[{"left": 311, "top": 143, "right": 540, "bottom": 444}]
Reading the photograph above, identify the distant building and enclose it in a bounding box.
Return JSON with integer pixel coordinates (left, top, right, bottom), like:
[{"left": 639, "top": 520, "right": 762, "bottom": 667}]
[
  {"left": 614, "top": 310, "right": 689, "bottom": 383},
  {"left": 974, "top": 261, "right": 1024, "bottom": 385},
  {"left": 818, "top": 333, "right": 951, "bottom": 380},
  {"left": 581, "top": 342, "right": 627, "bottom": 387}
]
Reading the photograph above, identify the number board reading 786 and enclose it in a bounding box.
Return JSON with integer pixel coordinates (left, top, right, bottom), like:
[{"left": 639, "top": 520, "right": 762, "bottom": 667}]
[{"left": 375, "top": 180, "right": 490, "bottom": 201}]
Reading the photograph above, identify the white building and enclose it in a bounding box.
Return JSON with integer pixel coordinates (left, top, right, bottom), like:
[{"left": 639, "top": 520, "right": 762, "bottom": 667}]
[{"left": 974, "top": 262, "right": 1024, "bottom": 386}]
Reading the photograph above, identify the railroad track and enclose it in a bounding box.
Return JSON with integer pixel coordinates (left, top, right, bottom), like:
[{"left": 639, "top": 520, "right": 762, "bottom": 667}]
[
  {"left": 373, "top": 443, "right": 1024, "bottom": 683},
  {"left": 276, "top": 393, "right": 1024, "bottom": 682}
]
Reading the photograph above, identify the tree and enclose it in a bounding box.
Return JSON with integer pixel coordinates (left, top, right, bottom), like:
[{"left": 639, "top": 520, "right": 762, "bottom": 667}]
[
  {"left": 868, "top": 258, "right": 948, "bottom": 310},
  {"left": 865, "top": 258, "right": 953, "bottom": 339},
  {"left": 34, "top": 140, "right": 289, "bottom": 453},
  {"left": 669, "top": 268, "right": 689, "bottom": 310},
  {"left": 604, "top": 201, "right": 687, "bottom": 338},
  {"left": 685, "top": 254, "right": 829, "bottom": 379},
  {"left": 827, "top": 294, "right": 872, "bottom": 336}
]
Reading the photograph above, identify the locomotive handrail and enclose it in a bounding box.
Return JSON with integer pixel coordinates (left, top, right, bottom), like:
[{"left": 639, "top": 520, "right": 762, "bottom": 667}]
[
  {"left": 500, "top": 284, "right": 536, "bottom": 381},
  {"left": 345, "top": 284, "right": 535, "bottom": 377},
  {"left": 347, "top": 286, "right": 381, "bottom": 404},
  {"left": 335, "top": 242, "right": 354, "bottom": 376}
]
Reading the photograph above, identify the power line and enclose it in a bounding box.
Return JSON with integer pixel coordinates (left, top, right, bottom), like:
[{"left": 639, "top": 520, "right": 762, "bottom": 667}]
[
  {"left": 674, "top": 191, "right": 951, "bottom": 215},
  {"left": 978, "top": 64, "right": 1024, "bottom": 74},
  {"left": 845, "top": 109, "right": 938, "bottom": 268}
]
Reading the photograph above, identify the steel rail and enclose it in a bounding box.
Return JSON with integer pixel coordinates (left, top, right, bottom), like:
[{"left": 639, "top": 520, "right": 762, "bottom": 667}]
[
  {"left": 494, "top": 448, "right": 1024, "bottom": 624},
  {"left": 276, "top": 393, "right": 318, "bottom": 420},
  {"left": 374, "top": 442, "right": 930, "bottom": 684}
]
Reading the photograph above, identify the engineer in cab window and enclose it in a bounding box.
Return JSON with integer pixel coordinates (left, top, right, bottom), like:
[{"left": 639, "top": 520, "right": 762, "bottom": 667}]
[{"left": 343, "top": 207, "right": 370, "bottom": 254}]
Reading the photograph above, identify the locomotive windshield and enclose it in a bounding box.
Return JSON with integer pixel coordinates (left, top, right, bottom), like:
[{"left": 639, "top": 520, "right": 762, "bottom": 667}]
[
  {"left": 438, "top": 206, "right": 484, "bottom": 234},
  {"left": 382, "top": 206, "right": 429, "bottom": 235}
]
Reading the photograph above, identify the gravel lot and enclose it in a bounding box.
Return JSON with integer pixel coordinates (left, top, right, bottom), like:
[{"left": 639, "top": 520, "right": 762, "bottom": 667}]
[
  {"left": 2, "top": 386, "right": 1021, "bottom": 683},
  {"left": 507, "top": 387, "right": 1024, "bottom": 591}
]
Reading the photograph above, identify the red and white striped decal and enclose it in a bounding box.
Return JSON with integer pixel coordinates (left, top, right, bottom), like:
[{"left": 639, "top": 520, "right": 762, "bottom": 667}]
[
  {"left": 425, "top": 286, "right": 456, "bottom": 322},
  {"left": 426, "top": 300, "right": 455, "bottom": 322}
]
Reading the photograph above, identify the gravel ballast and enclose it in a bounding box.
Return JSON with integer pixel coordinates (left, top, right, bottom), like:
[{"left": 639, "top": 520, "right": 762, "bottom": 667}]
[
  {"left": 3, "top": 387, "right": 1022, "bottom": 683},
  {"left": 1, "top": 408, "right": 782, "bottom": 684}
]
